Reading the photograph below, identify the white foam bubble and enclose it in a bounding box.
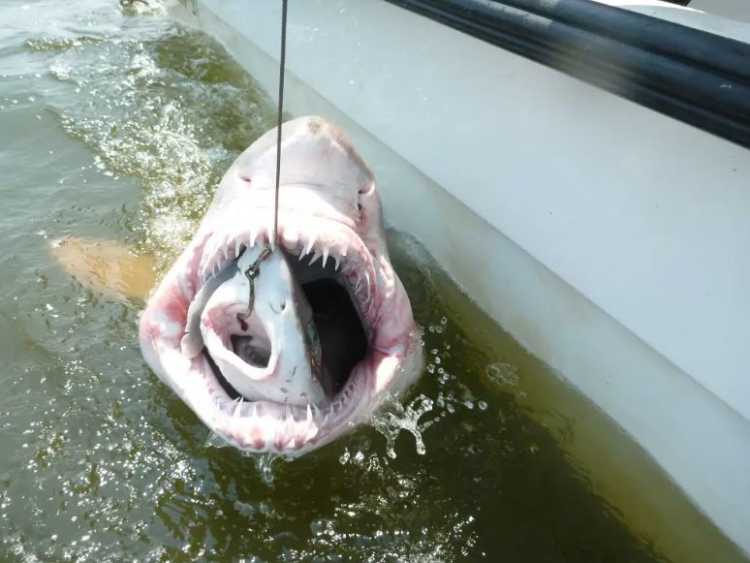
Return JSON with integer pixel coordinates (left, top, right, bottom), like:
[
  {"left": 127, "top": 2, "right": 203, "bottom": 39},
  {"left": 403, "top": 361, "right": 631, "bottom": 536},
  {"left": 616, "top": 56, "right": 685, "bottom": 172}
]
[{"left": 373, "top": 394, "right": 435, "bottom": 458}]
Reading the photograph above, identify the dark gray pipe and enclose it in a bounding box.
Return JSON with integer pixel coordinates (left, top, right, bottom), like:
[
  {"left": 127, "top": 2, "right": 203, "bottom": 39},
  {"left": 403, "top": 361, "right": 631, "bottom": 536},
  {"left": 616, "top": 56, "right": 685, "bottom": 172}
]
[{"left": 384, "top": 0, "right": 750, "bottom": 149}]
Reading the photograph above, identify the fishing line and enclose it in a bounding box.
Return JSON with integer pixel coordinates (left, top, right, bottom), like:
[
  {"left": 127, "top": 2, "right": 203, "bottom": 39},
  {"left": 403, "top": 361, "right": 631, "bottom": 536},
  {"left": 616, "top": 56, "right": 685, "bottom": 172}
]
[
  {"left": 272, "top": 0, "right": 288, "bottom": 249},
  {"left": 241, "top": 0, "right": 287, "bottom": 315}
]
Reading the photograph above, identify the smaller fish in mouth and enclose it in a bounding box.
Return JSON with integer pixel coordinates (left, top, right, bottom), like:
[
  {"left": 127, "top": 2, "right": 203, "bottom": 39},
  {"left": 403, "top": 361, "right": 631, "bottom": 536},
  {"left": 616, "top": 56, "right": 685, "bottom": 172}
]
[{"left": 185, "top": 243, "right": 329, "bottom": 408}]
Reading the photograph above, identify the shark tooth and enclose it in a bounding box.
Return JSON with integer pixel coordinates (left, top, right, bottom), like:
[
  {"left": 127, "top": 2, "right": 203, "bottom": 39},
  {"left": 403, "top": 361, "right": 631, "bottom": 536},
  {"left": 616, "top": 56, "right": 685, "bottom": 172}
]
[
  {"left": 233, "top": 397, "right": 243, "bottom": 418},
  {"left": 364, "top": 274, "right": 372, "bottom": 301},
  {"left": 304, "top": 235, "right": 316, "bottom": 256}
]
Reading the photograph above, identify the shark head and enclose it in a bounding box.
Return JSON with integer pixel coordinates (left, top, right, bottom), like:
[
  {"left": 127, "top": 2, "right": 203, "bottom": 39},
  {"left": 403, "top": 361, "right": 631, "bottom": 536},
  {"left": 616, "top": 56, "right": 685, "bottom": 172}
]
[{"left": 138, "top": 116, "right": 423, "bottom": 456}]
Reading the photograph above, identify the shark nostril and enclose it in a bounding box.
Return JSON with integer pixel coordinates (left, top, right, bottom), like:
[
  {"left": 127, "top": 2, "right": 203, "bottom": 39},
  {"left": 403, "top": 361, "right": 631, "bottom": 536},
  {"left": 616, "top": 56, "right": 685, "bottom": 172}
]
[{"left": 281, "top": 301, "right": 287, "bottom": 311}]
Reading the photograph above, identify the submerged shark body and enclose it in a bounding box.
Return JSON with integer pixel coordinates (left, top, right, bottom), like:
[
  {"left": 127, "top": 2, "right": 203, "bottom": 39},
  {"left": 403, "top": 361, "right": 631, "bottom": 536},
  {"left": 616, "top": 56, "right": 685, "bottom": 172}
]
[{"left": 138, "top": 116, "right": 423, "bottom": 456}]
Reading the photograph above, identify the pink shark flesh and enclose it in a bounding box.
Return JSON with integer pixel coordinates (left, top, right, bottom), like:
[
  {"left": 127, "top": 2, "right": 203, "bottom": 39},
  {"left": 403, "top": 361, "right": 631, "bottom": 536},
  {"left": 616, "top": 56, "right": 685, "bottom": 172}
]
[{"left": 139, "top": 116, "right": 423, "bottom": 456}]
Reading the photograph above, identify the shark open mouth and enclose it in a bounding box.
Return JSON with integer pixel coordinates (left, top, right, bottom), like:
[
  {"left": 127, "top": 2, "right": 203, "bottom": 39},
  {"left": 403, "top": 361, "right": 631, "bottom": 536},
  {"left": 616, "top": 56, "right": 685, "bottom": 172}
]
[
  {"left": 138, "top": 116, "right": 422, "bottom": 456},
  {"left": 200, "top": 231, "right": 370, "bottom": 410},
  {"left": 144, "top": 219, "right": 390, "bottom": 454}
]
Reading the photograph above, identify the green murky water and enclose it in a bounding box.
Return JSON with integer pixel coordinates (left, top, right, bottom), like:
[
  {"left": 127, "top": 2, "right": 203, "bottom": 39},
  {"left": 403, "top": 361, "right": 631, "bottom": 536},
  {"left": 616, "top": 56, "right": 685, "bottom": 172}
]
[{"left": 0, "top": 1, "right": 746, "bottom": 561}]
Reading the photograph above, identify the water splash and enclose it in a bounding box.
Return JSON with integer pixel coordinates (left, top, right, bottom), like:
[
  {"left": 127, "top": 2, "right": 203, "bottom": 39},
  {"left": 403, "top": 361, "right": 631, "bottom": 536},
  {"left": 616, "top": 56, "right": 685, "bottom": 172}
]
[
  {"left": 43, "top": 10, "right": 274, "bottom": 265},
  {"left": 206, "top": 432, "right": 284, "bottom": 486},
  {"left": 250, "top": 453, "right": 279, "bottom": 487},
  {"left": 373, "top": 394, "right": 435, "bottom": 459}
]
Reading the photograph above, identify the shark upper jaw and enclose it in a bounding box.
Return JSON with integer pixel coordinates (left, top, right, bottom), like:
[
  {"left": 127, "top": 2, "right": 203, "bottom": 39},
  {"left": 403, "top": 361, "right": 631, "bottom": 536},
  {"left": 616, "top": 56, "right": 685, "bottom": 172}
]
[{"left": 138, "top": 116, "right": 422, "bottom": 456}]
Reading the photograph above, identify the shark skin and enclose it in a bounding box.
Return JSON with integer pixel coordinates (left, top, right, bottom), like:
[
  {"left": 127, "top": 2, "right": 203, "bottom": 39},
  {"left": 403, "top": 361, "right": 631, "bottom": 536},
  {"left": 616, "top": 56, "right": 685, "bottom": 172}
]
[{"left": 138, "top": 116, "right": 423, "bottom": 456}]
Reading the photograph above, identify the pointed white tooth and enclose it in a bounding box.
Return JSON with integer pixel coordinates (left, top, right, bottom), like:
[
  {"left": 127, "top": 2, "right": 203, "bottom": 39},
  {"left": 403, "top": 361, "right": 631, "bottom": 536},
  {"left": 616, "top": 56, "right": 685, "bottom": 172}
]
[
  {"left": 233, "top": 398, "right": 243, "bottom": 418},
  {"left": 297, "top": 250, "right": 306, "bottom": 262},
  {"left": 309, "top": 251, "right": 321, "bottom": 266},
  {"left": 306, "top": 403, "right": 313, "bottom": 423},
  {"left": 248, "top": 229, "right": 257, "bottom": 247},
  {"left": 248, "top": 402, "right": 257, "bottom": 418},
  {"left": 234, "top": 238, "right": 242, "bottom": 258},
  {"left": 304, "top": 236, "right": 315, "bottom": 256},
  {"left": 321, "top": 248, "right": 330, "bottom": 268},
  {"left": 305, "top": 423, "right": 318, "bottom": 441},
  {"left": 333, "top": 256, "right": 341, "bottom": 271}
]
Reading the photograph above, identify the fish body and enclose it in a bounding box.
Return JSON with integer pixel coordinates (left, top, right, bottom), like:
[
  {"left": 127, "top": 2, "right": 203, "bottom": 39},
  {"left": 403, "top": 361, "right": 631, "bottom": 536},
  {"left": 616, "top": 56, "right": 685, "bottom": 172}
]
[{"left": 138, "top": 116, "right": 423, "bottom": 455}]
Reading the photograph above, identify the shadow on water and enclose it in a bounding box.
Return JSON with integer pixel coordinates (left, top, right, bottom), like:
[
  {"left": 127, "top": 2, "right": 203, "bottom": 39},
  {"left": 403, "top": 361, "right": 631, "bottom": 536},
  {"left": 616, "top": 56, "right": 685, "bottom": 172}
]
[{"left": 0, "top": 1, "right": 746, "bottom": 561}]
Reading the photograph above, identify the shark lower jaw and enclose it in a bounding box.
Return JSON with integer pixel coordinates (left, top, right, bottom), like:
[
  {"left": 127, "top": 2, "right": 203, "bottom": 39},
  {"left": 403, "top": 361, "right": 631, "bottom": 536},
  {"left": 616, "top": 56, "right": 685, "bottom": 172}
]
[{"left": 139, "top": 218, "right": 418, "bottom": 455}]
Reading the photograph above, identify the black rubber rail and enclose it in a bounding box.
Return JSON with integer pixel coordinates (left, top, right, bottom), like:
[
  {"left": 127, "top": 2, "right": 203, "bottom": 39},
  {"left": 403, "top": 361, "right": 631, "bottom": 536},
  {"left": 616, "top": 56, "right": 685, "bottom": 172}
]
[{"left": 384, "top": 0, "right": 750, "bottom": 149}]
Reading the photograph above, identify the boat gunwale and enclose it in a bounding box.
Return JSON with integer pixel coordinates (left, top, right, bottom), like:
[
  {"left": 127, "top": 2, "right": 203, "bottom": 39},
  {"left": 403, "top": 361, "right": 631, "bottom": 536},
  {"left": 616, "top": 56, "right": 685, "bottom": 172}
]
[{"left": 384, "top": 0, "right": 750, "bottom": 149}]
